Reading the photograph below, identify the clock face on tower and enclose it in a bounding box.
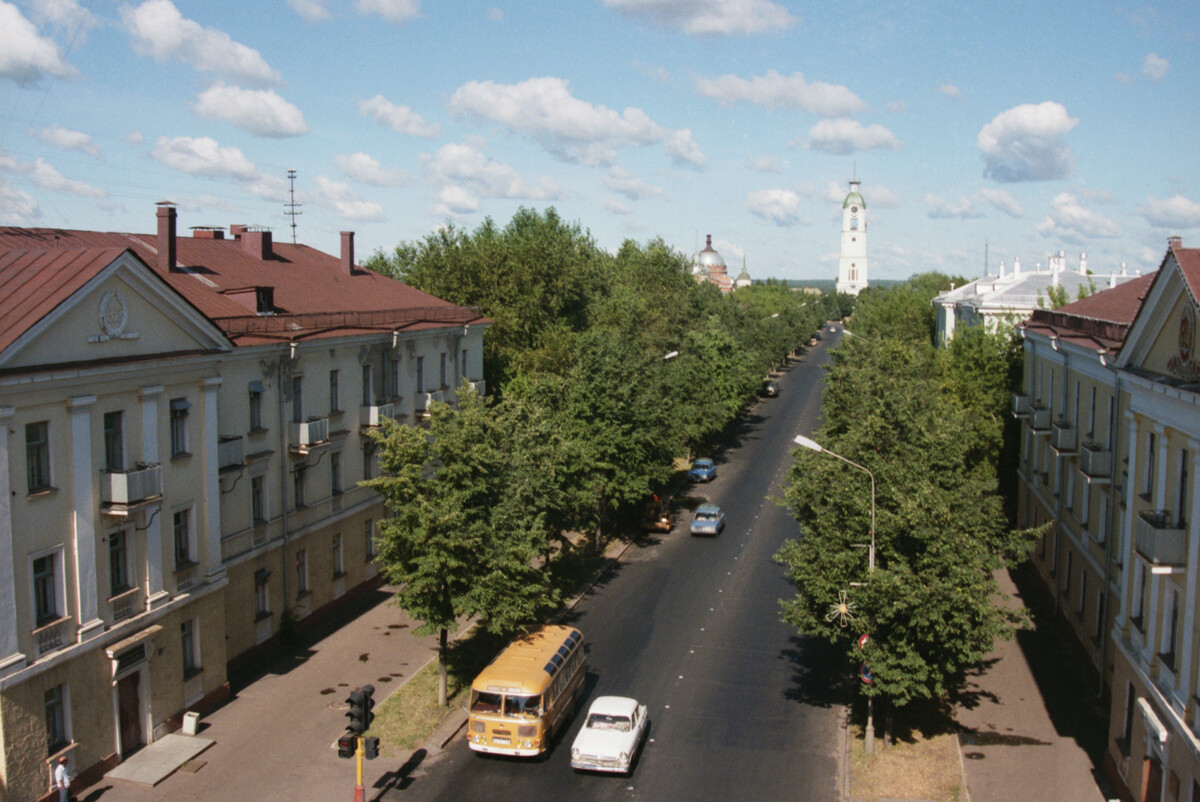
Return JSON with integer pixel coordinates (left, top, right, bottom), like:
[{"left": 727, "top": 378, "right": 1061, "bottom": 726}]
[{"left": 850, "top": 206, "right": 858, "bottom": 213}]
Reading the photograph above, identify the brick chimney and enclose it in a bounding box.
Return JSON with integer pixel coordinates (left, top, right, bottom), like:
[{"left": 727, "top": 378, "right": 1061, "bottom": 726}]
[
  {"left": 340, "top": 231, "right": 355, "bottom": 275},
  {"left": 230, "top": 224, "right": 248, "bottom": 238},
  {"left": 241, "top": 227, "right": 273, "bottom": 260},
  {"left": 156, "top": 202, "right": 177, "bottom": 272},
  {"left": 1169, "top": 235, "right": 1183, "bottom": 250}
]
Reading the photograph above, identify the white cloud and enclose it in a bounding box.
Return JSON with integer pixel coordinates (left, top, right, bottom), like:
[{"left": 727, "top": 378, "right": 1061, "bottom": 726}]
[
  {"left": 354, "top": 0, "right": 420, "bottom": 24},
  {"left": 192, "top": 83, "right": 308, "bottom": 137},
  {"left": 886, "top": 101, "right": 907, "bottom": 114},
  {"left": 0, "top": 1, "right": 76, "bottom": 84},
  {"left": 121, "top": 0, "right": 280, "bottom": 87},
  {"left": 240, "top": 173, "right": 287, "bottom": 201},
  {"left": 30, "top": 0, "right": 100, "bottom": 42},
  {"left": 288, "top": 0, "right": 331, "bottom": 22},
  {"left": 715, "top": 238, "right": 743, "bottom": 261},
  {"left": 603, "top": 0, "right": 796, "bottom": 35},
  {"left": 314, "top": 175, "right": 386, "bottom": 221},
  {"left": 1114, "top": 72, "right": 1134, "bottom": 85},
  {"left": 747, "top": 188, "right": 802, "bottom": 226},
  {"left": 694, "top": 70, "right": 865, "bottom": 117},
  {"left": 806, "top": 118, "right": 900, "bottom": 155},
  {"left": 1141, "top": 195, "right": 1200, "bottom": 229},
  {"left": 333, "top": 152, "right": 412, "bottom": 187},
  {"left": 150, "top": 135, "right": 259, "bottom": 180},
  {"left": 0, "top": 147, "right": 106, "bottom": 198},
  {"left": 0, "top": 177, "right": 41, "bottom": 223},
  {"left": 978, "top": 187, "right": 1024, "bottom": 218},
  {"left": 1142, "top": 53, "right": 1169, "bottom": 82},
  {"left": 605, "top": 199, "right": 630, "bottom": 215},
  {"left": 746, "top": 155, "right": 783, "bottom": 173},
  {"left": 31, "top": 124, "right": 100, "bottom": 157},
  {"left": 433, "top": 184, "right": 479, "bottom": 217},
  {"left": 1035, "top": 192, "right": 1120, "bottom": 243},
  {"left": 126, "top": 130, "right": 144, "bottom": 144},
  {"left": 634, "top": 61, "right": 671, "bottom": 83},
  {"left": 977, "top": 101, "right": 1077, "bottom": 182},
  {"left": 358, "top": 95, "right": 443, "bottom": 138},
  {"left": 925, "top": 193, "right": 982, "bottom": 219},
  {"left": 422, "top": 141, "right": 561, "bottom": 202},
  {"left": 448, "top": 76, "right": 706, "bottom": 167},
  {"left": 604, "top": 166, "right": 664, "bottom": 200},
  {"left": 938, "top": 83, "right": 963, "bottom": 99}
]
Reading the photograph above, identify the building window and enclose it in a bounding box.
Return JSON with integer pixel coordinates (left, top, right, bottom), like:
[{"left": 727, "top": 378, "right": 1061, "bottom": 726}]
[
  {"left": 26, "top": 421, "right": 51, "bottom": 492},
  {"left": 172, "top": 508, "right": 193, "bottom": 568},
  {"left": 294, "top": 466, "right": 306, "bottom": 509},
  {"left": 333, "top": 533, "right": 344, "bottom": 577},
  {"left": 296, "top": 549, "right": 308, "bottom": 596},
  {"left": 251, "top": 475, "right": 266, "bottom": 524},
  {"left": 439, "top": 353, "right": 447, "bottom": 389},
  {"left": 1094, "top": 589, "right": 1104, "bottom": 640},
  {"left": 109, "top": 529, "right": 130, "bottom": 596},
  {"left": 291, "top": 376, "right": 304, "bottom": 423},
  {"left": 181, "top": 618, "right": 200, "bottom": 677},
  {"left": 255, "top": 569, "right": 270, "bottom": 618},
  {"left": 104, "top": 411, "right": 123, "bottom": 472},
  {"left": 329, "top": 370, "right": 340, "bottom": 412},
  {"left": 1145, "top": 431, "right": 1156, "bottom": 498},
  {"left": 170, "top": 398, "right": 190, "bottom": 456},
  {"left": 1088, "top": 387, "right": 1096, "bottom": 437},
  {"left": 365, "top": 518, "right": 376, "bottom": 561},
  {"left": 330, "top": 451, "right": 342, "bottom": 496},
  {"left": 416, "top": 356, "right": 424, "bottom": 394},
  {"left": 1163, "top": 587, "right": 1180, "bottom": 668},
  {"left": 362, "top": 364, "right": 373, "bottom": 406},
  {"left": 461, "top": 349, "right": 468, "bottom": 380},
  {"left": 44, "top": 684, "right": 68, "bottom": 756},
  {"left": 388, "top": 357, "right": 400, "bottom": 399},
  {"left": 362, "top": 442, "right": 373, "bottom": 482},
  {"left": 850, "top": 217, "right": 858, "bottom": 230},
  {"left": 1077, "top": 571, "right": 1087, "bottom": 616},
  {"left": 1178, "top": 449, "right": 1190, "bottom": 527},
  {"left": 249, "top": 382, "right": 264, "bottom": 431},
  {"left": 32, "top": 552, "right": 61, "bottom": 626},
  {"left": 1132, "top": 562, "right": 1147, "bottom": 629}
]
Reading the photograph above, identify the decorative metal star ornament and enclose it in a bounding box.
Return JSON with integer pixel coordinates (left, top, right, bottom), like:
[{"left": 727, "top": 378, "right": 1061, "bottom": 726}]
[{"left": 826, "top": 589, "right": 856, "bottom": 627}]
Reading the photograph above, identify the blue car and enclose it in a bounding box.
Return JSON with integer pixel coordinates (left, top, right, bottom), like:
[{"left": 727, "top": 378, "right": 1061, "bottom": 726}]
[
  {"left": 690, "top": 504, "right": 725, "bottom": 536},
  {"left": 689, "top": 458, "right": 716, "bottom": 482}
]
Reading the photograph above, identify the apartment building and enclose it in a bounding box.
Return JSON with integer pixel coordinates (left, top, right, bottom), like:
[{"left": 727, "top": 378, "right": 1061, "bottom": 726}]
[
  {"left": 0, "top": 204, "right": 488, "bottom": 802},
  {"left": 1016, "top": 238, "right": 1200, "bottom": 802}
]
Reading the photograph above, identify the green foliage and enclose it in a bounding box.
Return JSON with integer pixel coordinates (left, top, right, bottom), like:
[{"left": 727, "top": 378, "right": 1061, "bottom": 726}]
[{"left": 776, "top": 275, "right": 1037, "bottom": 710}]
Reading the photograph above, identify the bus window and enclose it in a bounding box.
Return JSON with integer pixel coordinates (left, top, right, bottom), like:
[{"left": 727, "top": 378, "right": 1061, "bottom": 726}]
[
  {"left": 504, "top": 694, "right": 541, "bottom": 717},
  {"left": 471, "top": 691, "right": 502, "bottom": 714}
]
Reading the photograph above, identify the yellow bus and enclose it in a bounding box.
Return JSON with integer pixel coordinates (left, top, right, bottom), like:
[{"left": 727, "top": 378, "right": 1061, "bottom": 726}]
[{"left": 466, "top": 625, "right": 586, "bottom": 757}]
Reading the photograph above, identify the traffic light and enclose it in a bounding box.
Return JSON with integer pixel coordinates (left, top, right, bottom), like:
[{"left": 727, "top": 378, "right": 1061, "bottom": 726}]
[
  {"left": 337, "top": 732, "right": 356, "bottom": 759},
  {"left": 363, "top": 736, "right": 379, "bottom": 760},
  {"left": 345, "top": 684, "right": 376, "bottom": 735}
]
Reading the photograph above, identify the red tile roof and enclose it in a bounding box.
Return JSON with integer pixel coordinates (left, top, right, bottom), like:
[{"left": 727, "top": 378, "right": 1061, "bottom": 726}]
[
  {"left": 0, "top": 220, "right": 487, "bottom": 355},
  {"left": 1022, "top": 272, "right": 1157, "bottom": 353},
  {"left": 1173, "top": 244, "right": 1200, "bottom": 310}
]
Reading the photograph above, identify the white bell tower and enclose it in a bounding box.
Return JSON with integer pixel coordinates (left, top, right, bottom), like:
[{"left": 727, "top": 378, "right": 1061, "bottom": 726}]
[{"left": 836, "top": 174, "right": 868, "bottom": 296}]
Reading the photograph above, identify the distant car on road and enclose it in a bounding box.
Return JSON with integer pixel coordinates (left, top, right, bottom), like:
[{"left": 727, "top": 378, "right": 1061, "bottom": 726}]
[
  {"left": 689, "top": 458, "right": 716, "bottom": 482},
  {"left": 570, "top": 696, "right": 649, "bottom": 775},
  {"left": 690, "top": 503, "right": 725, "bottom": 536},
  {"left": 762, "top": 379, "right": 779, "bottom": 397}
]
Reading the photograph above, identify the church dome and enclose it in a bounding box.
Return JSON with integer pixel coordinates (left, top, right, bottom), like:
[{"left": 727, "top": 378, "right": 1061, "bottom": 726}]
[
  {"left": 697, "top": 234, "right": 725, "bottom": 269},
  {"left": 843, "top": 188, "right": 866, "bottom": 210}
]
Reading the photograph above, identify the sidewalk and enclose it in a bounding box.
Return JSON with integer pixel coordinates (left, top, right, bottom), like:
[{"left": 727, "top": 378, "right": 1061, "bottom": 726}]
[{"left": 954, "top": 567, "right": 1115, "bottom": 802}]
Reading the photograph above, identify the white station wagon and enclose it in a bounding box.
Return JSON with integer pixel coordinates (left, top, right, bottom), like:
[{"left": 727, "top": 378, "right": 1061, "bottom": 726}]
[{"left": 570, "top": 696, "right": 649, "bottom": 774}]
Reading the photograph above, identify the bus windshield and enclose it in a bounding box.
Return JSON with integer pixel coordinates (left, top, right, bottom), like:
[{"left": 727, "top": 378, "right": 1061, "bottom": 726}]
[
  {"left": 470, "top": 691, "right": 502, "bottom": 714},
  {"left": 503, "top": 694, "right": 541, "bottom": 717}
]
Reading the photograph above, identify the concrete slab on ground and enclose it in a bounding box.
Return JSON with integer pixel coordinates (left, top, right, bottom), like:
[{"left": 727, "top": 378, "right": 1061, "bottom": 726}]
[{"left": 105, "top": 734, "right": 214, "bottom": 786}]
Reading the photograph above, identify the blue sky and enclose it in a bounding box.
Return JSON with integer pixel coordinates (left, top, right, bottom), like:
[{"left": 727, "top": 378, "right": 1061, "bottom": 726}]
[{"left": 1, "top": 0, "right": 1197, "bottom": 282}]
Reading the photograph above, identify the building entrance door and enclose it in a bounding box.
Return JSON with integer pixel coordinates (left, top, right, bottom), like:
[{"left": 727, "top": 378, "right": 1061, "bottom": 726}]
[{"left": 117, "top": 672, "right": 143, "bottom": 758}]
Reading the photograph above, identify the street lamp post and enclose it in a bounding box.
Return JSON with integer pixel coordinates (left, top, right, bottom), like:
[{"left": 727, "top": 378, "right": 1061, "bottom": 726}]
[{"left": 793, "top": 434, "right": 878, "bottom": 754}]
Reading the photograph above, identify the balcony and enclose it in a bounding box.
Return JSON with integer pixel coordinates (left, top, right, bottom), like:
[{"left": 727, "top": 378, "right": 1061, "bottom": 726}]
[
  {"left": 289, "top": 417, "right": 329, "bottom": 455},
  {"left": 218, "top": 435, "right": 244, "bottom": 472},
  {"left": 109, "top": 586, "right": 143, "bottom": 622},
  {"left": 415, "top": 391, "right": 445, "bottom": 418},
  {"left": 1030, "top": 405, "right": 1051, "bottom": 433},
  {"left": 1135, "top": 510, "right": 1186, "bottom": 569},
  {"left": 100, "top": 462, "right": 162, "bottom": 515},
  {"left": 1080, "top": 442, "right": 1112, "bottom": 480},
  {"left": 361, "top": 402, "right": 394, "bottom": 428},
  {"left": 1012, "top": 393, "right": 1032, "bottom": 417},
  {"left": 1051, "top": 421, "right": 1077, "bottom": 454},
  {"left": 468, "top": 379, "right": 486, "bottom": 397},
  {"left": 33, "top": 616, "right": 72, "bottom": 657}
]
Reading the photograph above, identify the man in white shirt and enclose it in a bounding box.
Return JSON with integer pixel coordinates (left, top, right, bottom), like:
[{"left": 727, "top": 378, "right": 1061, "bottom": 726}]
[{"left": 53, "top": 755, "right": 70, "bottom": 802}]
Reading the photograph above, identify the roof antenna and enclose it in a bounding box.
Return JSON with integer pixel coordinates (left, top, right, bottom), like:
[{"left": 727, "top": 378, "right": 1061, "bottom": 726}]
[{"left": 284, "top": 169, "right": 302, "bottom": 245}]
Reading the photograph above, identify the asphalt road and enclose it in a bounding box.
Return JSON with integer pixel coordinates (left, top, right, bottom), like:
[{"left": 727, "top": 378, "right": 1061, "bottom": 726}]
[{"left": 395, "top": 327, "right": 847, "bottom": 801}]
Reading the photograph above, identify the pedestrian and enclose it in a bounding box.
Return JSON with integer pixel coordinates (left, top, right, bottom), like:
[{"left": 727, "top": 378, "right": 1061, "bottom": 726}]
[{"left": 53, "top": 755, "right": 70, "bottom": 802}]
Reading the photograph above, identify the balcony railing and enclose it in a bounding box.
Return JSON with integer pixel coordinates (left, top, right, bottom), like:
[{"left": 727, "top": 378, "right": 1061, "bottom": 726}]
[
  {"left": 1135, "top": 510, "right": 1186, "bottom": 568},
  {"left": 361, "top": 403, "right": 394, "bottom": 428},
  {"left": 109, "top": 586, "right": 143, "bottom": 622},
  {"left": 1012, "top": 393, "right": 1032, "bottom": 417},
  {"left": 468, "top": 379, "right": 486, "bottom": 397},
  {"left": 1080, "top": 442, "right": 1112, "bottom": 479},
  {"left": 415, "top": 391, "right": 445, "bottom": 418},
  {"left": 100, "top": 463, "right": 162, "bottom": 512},
  {"left": 1030, "top": 405, "right": 1051, "bottom": 433},
  {"left": 1051, "top": 421, "right": 1077, "bottom": 453},
  {"left": 218, "top": 435, "right": 244, "bottom": 471},
  {"left": 33, "top": 616, "right": 72, "bottom": 657},
  {"left": 289, "top": 417, "right": 329, "bottom": 454}
]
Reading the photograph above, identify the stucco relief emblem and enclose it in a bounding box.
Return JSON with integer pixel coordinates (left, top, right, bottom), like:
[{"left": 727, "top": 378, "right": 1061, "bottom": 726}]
[
  {"left": 88, "top": 291, "right": 140, "bottom": 343},
  {"left": 1167, "top": 304, "right": 1199, "bottom": 381}
]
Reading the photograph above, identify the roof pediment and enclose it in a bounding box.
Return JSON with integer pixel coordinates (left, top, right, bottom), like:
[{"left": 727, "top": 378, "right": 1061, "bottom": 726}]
[{"left": 1115, "top": 247, "right": 1200, "bottom": 384}]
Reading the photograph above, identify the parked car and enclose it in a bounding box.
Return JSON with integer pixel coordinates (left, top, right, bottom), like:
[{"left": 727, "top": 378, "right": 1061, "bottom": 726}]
[
  {"left": 690, "top": 503, "right": 725, "bottom": 536},
  {"left": 570, "top": 696, "right": 649, "bottom": 774},
  {"left": 689, "top": 458, "right": 717, "bottom": 482},
  {"left": 762, "top": 379, "right": 779, "bottom": 397},
  {"left": 642, "top": 494, "right": 673, "bottom": 532}
]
